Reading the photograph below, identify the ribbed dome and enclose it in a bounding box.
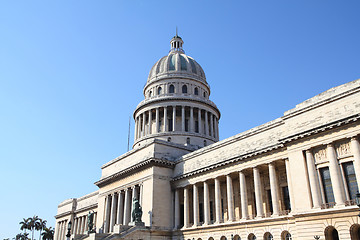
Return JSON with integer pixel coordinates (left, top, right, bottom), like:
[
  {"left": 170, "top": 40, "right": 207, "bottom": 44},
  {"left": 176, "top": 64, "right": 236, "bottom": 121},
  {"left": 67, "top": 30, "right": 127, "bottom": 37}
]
[{"left": 147, "top": 36, "right": 206, "bottom": 84}]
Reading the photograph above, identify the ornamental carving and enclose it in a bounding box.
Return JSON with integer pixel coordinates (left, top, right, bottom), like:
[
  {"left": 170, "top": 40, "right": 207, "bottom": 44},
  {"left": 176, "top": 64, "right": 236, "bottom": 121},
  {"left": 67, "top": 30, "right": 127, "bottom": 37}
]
[
  {"left": 335, "top": 140, "right": 351, "bottom": 158},
  {"left": 314, "top": 147, "right": 327, "bottom": 163}
]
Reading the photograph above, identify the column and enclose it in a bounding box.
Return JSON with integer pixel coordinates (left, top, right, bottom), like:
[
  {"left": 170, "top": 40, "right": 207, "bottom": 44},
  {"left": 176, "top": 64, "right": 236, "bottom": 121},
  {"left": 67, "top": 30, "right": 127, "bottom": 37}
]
[
  {"left": 253, "top": 167, "right": 264, "bottom": 218},
  {"left": 193, "top": 184, "right": 199, "bottom": 226},
  {"left": 327, "top": 143, "right": 346, "bottom": 205},
  {"left": 109, "top": 193, "right": 117, "bottom": 232},
  {"left": 164, "top": 107, "right": 168, "bottom": 132},
  {"left": 203, "top": 181, "right": 210, "bottom": 225},
  {"left": 172, "top": 106, "right": 176, "bottom": 131},
  {"left": 285, "top": 159, "right": 295, "bottom": 211},
  {"left": 184, "top": 187, "right": 190, "bottom": 228},
  {"left": 190, "top": 107, "right": 194, "bottom": 132},
  {"left": 214, "top": 178, "right": 223, "bottom": 223},
  {"left": 137, "top": 117, "right": 141, "bottom": 139},
  {"left": 226, "top": 175, "right": 235, "bottom": 221},
  {"left": 76, "top": 218, "right": 81, "bottom": 234},
  {"left": 57, "top": 222, "right": 62, "bottom": 240},
  {"left": 130, "top": 186, "right": 138, "bottom": 222},
  {"left": 155, "top": 108, "right": 159, "bottom": 133},
  {"left": 104, "top": 195, "right": 111, "bottom": 233},
  {"left": 116, "top": 191, "right": 124, "bottom": 225},
  {"left": 305, "top": 150, "right": 321, "bottom": 208},
  {"left": 198, "top": 109, "right": 202, "bottom": 134},
  {"left": 123, "top": 189, "right": 130, "bottom": 225},
  {"left": 351, "top": 136, "right": 360, "bottom": 188},
  {"left": 268, "top": 162, "right": 280, "bottom": 216},
  {"left": 148, "top": 109, "right": 152, "bottom": 134},
  {"left": 80, "top": 217, "right": 84, "bottom": 234},
  {"left": 72, "top": 218, "right": 77, "bottom": 235},
  {"left": 142, "top": 113, "right": 146, "bottom": 137},
  {"left": 205, "top": 111, "right": 209, "bottom": 136},
  {"left": 239, "top": 171, "right": 248, "bottom": 220},
  {"left": 181, "top": 106, "right": 185, "bottom": 131},
  {"left": 210, "top": 113, "right": 214, "bottom": 137},
  {"left": 139, "top": 184, "right": 143, "bottom": 206},
  {"left": 134, "top": 117, "right": 138, "bottom": 140},
  {"left": 174, "top": 189, "right": 180, "bottom": 229}
]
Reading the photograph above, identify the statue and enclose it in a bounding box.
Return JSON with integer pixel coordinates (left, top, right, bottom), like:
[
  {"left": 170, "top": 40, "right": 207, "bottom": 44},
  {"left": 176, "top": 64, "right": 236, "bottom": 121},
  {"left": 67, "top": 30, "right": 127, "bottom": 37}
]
[
  {"left": 87, "top": 211, "right": 95, "bottom": 233},
  {"left": 131, "top": 197, "right": 143, "bottom": 223}
]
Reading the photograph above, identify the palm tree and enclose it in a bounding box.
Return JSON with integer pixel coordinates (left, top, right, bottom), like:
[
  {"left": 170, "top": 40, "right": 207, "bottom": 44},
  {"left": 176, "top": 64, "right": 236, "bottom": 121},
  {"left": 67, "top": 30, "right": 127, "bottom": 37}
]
[
  {"left": 38, "top": 219, "right": 47, "bottom": 240},
  {"left": 15, "top": 233, "right": 29, "bottom": 240},
  {"left": 28, "top": 216, "right": 40, "bottom": 240},
  {"left": 41, "top": 227, "right": 54, "bottom": 240},
  {"left": 19, "top": 218, "right": 30, "bottom": 233}
]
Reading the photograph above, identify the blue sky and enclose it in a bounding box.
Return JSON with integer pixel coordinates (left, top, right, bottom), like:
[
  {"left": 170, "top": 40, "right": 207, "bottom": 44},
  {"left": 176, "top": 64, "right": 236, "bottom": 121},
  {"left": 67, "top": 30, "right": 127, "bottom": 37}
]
[{"left": 1, "top": 0, "right": 360, "bottom": 239}]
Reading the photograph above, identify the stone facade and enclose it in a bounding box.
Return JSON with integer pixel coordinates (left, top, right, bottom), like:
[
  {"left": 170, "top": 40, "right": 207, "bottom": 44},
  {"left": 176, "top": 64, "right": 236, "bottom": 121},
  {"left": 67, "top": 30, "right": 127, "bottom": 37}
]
[{"left": 55, "top": 35, "right": 360, "bottom": 240}]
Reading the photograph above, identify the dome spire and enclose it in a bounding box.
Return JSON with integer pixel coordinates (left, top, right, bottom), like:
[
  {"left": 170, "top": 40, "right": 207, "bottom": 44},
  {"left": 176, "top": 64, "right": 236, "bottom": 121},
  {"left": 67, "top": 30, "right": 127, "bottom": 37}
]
[{"left": 170, "top": 28, "right": 184, "bottom": 53}]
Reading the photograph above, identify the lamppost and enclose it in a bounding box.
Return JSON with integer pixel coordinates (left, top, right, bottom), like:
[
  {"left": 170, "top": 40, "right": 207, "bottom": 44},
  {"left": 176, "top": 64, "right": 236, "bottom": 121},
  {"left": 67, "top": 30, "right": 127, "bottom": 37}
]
[
  {"left": 355, "top": 192, "right": 360, "bottom": 217},
  {"left": 66, "top": 220, "right": 72, "bottom": 240},
  {"left": 314, "top": 236, "right": 320, "bottom": 240}
]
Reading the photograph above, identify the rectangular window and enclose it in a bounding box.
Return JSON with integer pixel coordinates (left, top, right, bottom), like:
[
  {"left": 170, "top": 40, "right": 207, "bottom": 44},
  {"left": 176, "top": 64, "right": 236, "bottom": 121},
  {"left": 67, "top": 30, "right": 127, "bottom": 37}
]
[
  {"left": 168, "top": 119, "right": 173, "bottom": 131},
  {"left": 267, "top": 190, "right": 273, "bottom": 214},
  {"left": 195, "top": 121, "right": 199, "bottom": 133},
  {"left": 199, "top": 203, "right": 204, "bottom": 223},
  {"left": 282, "top": 186, "right": 291, "bottom": 210},
  {"left": 320, "top": 167, "right": 335, "bottom": 203},
  {"left": 185, "top": 119, "right": 189, "bottom": 132},
  {"left": 210, "top": 201, "right": 214, "bottom": 221},
  {"left": 180, "top": 204, "right": 184, "bottom": 227},
  {"left": 343, "top": 161, "right": 359, "bottom": 200}
]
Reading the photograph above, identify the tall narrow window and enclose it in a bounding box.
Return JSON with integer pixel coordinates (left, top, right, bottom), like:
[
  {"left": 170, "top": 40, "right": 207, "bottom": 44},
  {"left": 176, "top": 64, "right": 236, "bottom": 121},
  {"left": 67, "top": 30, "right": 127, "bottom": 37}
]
[
  {"left": 320, "top": 167, "right": 335, "bottom": 204},
  {"left": 199, "top": 203, "right": 204, "bottom": 223},
  {"left": 169, "top": 84, "right": 175, "bottom": 93},
  {"left": 282, "top": 186, "right": 291, "bottom": 210},
  {"left": 185, "top": 119, "right": 189, "bottom": 132},
  {"left": 267, "top": 190, "right": 273, "bottom": 214},
  {"left": 149, "top": 91, "right": 152, "bottom": 97},
  {"left": 203, "top": 92, "right": 207, "bottom": 98},
  {"left": 168, "top": 118, "right": 173, "bottom": 131},
  {"left": 343, "top": 161, "right": 359, "bottom": 200},
  {"left": 194, "top": 87, "right": 199, "bottom": 95},
  {"left": 209, "top": 201, "right": 214, "bottom": 221},
  {"left": 186, "top": 137, "right": 190, "bottom": 144},
  {"left": 157, "top": 87, "right": 162, "bottom": 95},
  {"left": 195, "top": 120, "right": 199, "bottom": 133},
  {"left": 182, "top": 85, "right": 188, "bottom": 93}
]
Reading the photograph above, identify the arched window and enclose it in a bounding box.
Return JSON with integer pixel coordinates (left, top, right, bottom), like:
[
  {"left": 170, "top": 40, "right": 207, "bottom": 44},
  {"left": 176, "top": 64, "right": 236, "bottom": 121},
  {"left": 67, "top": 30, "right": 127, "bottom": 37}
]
[
  {"left": 203, "top": 92, "right": 207, "bottom": 98},
  {"left": 182, "top": 85, "right": 187, "bottom": 93},
  {"left": 248, "top": 234, "right": 256, "bottom": 240},
  {"left": 186, "top": 137, "right": 190, "bottom": 144},
  {"left": 233, "top": 235, "right": 240, "bottom": 240},
  {"left": 281, "top": 231, "right": 292, "bottom": 240},
  {"left": 149, "top": 91, "right": 152, "bottom": 97},
  {"left": 194, "top": 87, "right": 199, "bottom": 95},
  {"left": 325, "top": 226, "right": 339, "bottom": 240},
  {"left": 264, "top": 232, "right": 273, "bottom": 240},
  {"left": 350, "top": 224, "right": 360, "bottom": 240},
  {"left": 169, "top": 84, "right": 175, "bottom": 93},
  {"left": 157, "top": 87, "right": 162, "bottom": 95}
]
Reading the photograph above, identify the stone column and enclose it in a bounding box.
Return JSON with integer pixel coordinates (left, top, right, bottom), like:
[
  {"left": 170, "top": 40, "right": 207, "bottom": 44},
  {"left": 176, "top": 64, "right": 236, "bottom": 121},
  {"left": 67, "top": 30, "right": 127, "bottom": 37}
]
[
  {"left": 190, "top": 107, "right": 194, "bottom": 132},
  {"left": 104, "top": 195, "right": 111, "bottom": 233},
  {"left": 172, "top": 106, "right": 176, "bottom": 131},
  {"left": 164, "top": 107, "right": 168, "bottom": 132},
  {"left": 117, "top": 191, "right": 124, "bottom": 225},
  {"left": 351, "top": 136, "right": 360, "bottom": 188},
  {"left": 155, "top": 108, "right": 159, "bottom": 133},
  {"left": 226, "top": 175, "right": 235, "bottom": 221},
  {"left": 305, "top": 150, "right": 321, "bottom": 208},
  {"left": 239, "top": 171, "right": 248, "bottom": 220},
  {"left": 174, "top": 189, "right": 180, "bottom": 229},
  {"left": 109, "top": 193, "right": 117, "bottom": 232},
  {"left": 268, "top": 162, "right": 280, "bottom": 216},
  {"left": 184, "top": 187, "right": 190, "bottom": 228},
  {"left": 75, "top": 218, "right": 80, "bottom": 234},
  {"left": 253, "top": 167, "right": 264, "bottom": 218},
  {"left": 214, "top": 178, "right": 223, "bottom": 223},
  {"left": 210, "top": 113, "right": 214, "bottom": 137},
  {"left": 215, "top": 117, "right": 219, "bottom": 140},
  {"left": 181, "top": 106, "right": 185, "bottom": 131},
  {"left": 203, "top": 181, "right": 210, "bottom": 225},
  {"left": 148, "top": 109, "right": 152, "bottom": 134},
  {"left": 137, "top": 117, "right": 140, "bottom": 139},
  {"left": 198, "top": 109, "right": 202, "bottom": 134},
  {"left": 142, "top": 113, "right": 146, "bottom": 137},
  {"left": 205, "top": 111, "right": 209, "bottom": 136},
  {"left": 193, "top": 184, "right": 199, "bottom": 226},
  {"left": 130, "top": 186, "right": 138, "bottom": 222},
  {"left": 123, "top": 189, "right": 130, "bottom": 225},
  {"left": 134, "top": 117, "right": 138, "bottom": 140},
  {"left": 139, "top": 184, "right": 143, "bottom": 206},
  {"left": 327, "top": 143, "right": 345, "bottom": 205},
  {"left": 285, "top": 159, "right": 295, "bottom": 211},
  {"left": 57, "top": 222, "right": 62, "bottom": 240}
]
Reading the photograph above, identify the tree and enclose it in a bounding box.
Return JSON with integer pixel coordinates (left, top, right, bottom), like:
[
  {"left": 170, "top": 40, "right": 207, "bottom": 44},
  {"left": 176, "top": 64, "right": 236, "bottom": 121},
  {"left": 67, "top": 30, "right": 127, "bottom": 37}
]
[
  {"left": 15, "top": 233, "right": 29, "bottom": 240},
  {"left": 19, "top": 218, "right": 30, "bottom": 233},
  {"left": 28, "top": 216, "right": 40, "bottom": 240},
  {"left": 38, "top": 219, "right": 47, "bottom": 240},
  {"left": 41, "top": 227, "right": 54, "bottom": 240}
]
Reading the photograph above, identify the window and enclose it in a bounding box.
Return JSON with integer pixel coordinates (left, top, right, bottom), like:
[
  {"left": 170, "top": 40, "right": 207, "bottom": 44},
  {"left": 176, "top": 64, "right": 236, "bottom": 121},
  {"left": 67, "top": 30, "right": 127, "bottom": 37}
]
[
  {"left": 247, "top": 234, "right": 256, "bottom": 240},
  {"left": 186, "top": 137, "right": 190, "bottom": 144},
  {"left": 157, "top": 87, "right": 162, "bottom": 95},
  {"left": 267, "top": 190, "right": 273, "bottom": 214},
  {"left": 281, "top": 231, "right": 292, "bottom": 240},
  {"left": 182, "top": 85, "right": 188, "bottom": 93},
  {"left": 149, "top": 91, "right": 152, "bottom": 97},
  {"left": 320, "top": 167, "right": 335, "bottom": 204},
  {"left": 168, "top": 119, "right": 173, "bottom": 131},
  {"left": 185, "top": 119, "right": 189, "bottom": 132},
  {"left": 195, "top": 121, "right": 199, "bottom": 133},
  {"left": 169, "top": 84, "right": 175, "bottom": 93},
  {"left": 209, "top": 201, "right": 214, "bottom": 221},
  {"left": 342, "top": 161, "right": 359, "bottom": 200},
  {"left": 264, "top": 233, "right": 273, "bottom": 240},
  {"left": 282, "top": 186, "right": 291, "bottom": 210},
  {"left": 203, "top": 92, "right": 207, "bottom": 98},
  {"left": 324, "top": 226, "right": 339, "bottom": 240},
  {"left": 194, "top": 87, "right": 199, "bottom": 95}
]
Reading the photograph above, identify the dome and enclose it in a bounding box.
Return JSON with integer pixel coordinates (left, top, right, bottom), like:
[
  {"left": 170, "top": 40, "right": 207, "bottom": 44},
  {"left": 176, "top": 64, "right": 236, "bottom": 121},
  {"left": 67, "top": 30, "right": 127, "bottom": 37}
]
[{"left": 147, "top": 36, "right": 207, "bottom": 84}]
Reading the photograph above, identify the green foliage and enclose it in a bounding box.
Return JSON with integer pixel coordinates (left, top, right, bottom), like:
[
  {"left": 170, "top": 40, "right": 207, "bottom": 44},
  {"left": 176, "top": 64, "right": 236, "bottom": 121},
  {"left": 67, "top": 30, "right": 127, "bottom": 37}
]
[{"left": 18, "top": 216, "right": 53, "bottom": 240}]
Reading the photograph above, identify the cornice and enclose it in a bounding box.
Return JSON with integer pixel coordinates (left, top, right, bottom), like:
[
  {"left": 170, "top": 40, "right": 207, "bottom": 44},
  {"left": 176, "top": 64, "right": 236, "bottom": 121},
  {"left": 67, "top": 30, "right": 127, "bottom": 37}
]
[
  {"left": 95, "top": 157, "right": 175, "bottom": 187},
  {"left": 74, "top": 203, "right": 98, "bottom": 214},
  {"left": 55, "top": 211, "right": 73, "bottom": 219}
]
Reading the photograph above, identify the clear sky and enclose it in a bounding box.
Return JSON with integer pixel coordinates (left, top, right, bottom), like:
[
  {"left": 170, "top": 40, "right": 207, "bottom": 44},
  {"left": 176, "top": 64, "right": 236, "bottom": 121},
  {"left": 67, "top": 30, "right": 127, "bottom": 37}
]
[{"left": 1, "top": 0, "right": 359, "bottom": 239}]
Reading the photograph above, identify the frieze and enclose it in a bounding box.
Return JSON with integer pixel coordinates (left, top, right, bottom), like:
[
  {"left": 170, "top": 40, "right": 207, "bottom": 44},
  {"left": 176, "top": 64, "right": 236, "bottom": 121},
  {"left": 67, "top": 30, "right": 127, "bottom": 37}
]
[
  {"left": 335, "top": 140, "right": 351, "bottom": 158},
  {"left": 313, "top": 147, "right": 327, "bottom": 164}
]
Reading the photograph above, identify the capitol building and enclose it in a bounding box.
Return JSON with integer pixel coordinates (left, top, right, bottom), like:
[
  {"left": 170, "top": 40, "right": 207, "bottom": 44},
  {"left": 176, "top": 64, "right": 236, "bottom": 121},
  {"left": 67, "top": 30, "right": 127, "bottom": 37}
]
[{"left": 55, "top": 35, "right": 360, "bottom": 240}]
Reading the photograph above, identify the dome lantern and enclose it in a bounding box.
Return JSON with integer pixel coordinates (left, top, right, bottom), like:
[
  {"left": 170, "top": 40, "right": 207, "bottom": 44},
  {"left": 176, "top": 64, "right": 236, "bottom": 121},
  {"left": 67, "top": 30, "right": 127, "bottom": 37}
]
[{"left": 170, "top": 34, "right": 184, "bottom": 54}]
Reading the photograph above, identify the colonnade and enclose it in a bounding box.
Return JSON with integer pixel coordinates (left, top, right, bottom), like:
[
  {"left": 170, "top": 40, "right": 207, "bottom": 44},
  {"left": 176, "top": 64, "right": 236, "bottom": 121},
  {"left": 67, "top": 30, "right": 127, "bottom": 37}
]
[
  {"left": 305, "top": 135, "right": 360, "bottom": 208},
  {"left": 56, "top": 219, "right": 68, "bottom": 240},
  {"left": 103, "top": 184, "right": 142, "bottom": 233},
  {"left": 72, "top": 212, "right": 97, "bottom": 235},
  {"left": 134, "top": 106, "right": 219, "bottom": 141},
  {"left": 173, "top": 160, "right": 292, "bottom": 229}
]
